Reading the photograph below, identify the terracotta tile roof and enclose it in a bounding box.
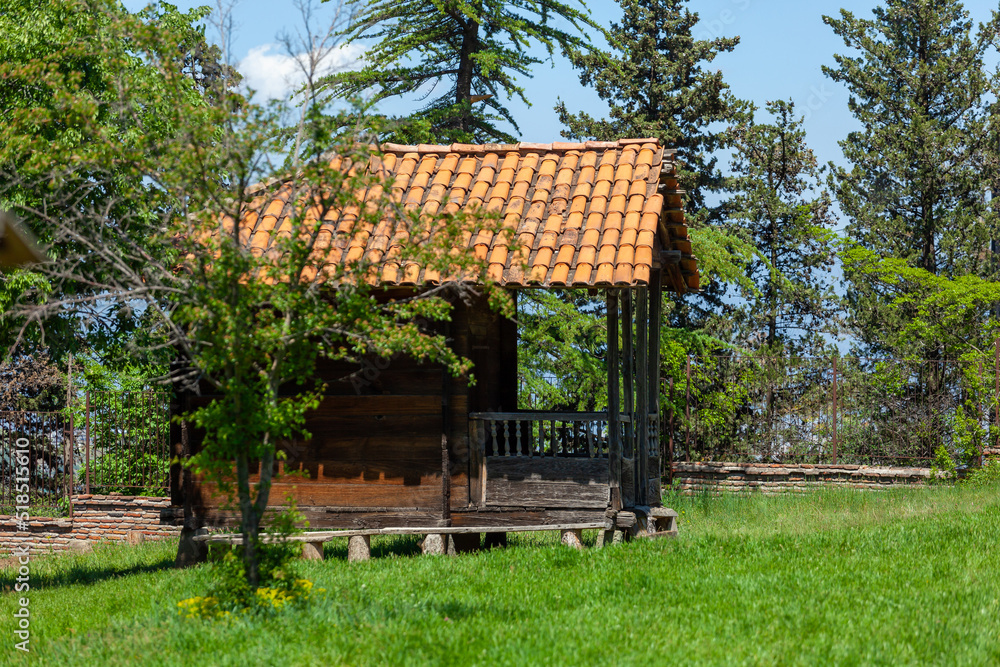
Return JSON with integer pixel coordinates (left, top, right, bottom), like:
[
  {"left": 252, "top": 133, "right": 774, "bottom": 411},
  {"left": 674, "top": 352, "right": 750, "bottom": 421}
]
[{"left": 241, "top": 138, "right": 699, "bottom": 293}]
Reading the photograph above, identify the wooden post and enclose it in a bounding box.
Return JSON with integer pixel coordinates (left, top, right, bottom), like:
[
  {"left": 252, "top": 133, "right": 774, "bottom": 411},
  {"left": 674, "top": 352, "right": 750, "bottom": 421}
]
[
  {"left": 636, "top": 287, "right": 649, "bottom": 507},
  {"left": 607, "top": 291, "right": 622, "bottom": 511},
  {"left": 441, "top": 339, "right": 452, "bottom": 526},
  {"left": 84, "top": 390, "right": 91, "bottom": 494},
  {"left": 832, "top": 357, "right": 838, "bottom": 465},
  {"left": 622, "top": 290, "right": 635, "bottom": 508},
  {"left": 649, "top": 271, "right": 663, "bottom": 504},
  {"left": 65, "top": 353, "right": 73, "bottom": 511},
  {"left": 441, "top": 434, "right": 451, "bottom": 524},
  {"left": 685, "top": 356, "right": 691, "bottom": 463},
  {"left": 469, "top": 419, "right": 483, "bottom": 507},
  {"left": 979, "top": 360, "right": 985, "bottom": 468},
  {"left": 995, "top": 339, "right": 999, "bottom": 454}
]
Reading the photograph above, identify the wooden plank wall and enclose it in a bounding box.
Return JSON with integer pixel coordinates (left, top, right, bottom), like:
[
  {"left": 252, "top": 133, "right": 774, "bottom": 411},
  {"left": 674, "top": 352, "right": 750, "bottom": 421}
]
[
  {"left": 185, "top": 290, "right": 524, "bottom": 528},
  {"left": 483, "top": 457, "right": 609, "bottom": 509}
]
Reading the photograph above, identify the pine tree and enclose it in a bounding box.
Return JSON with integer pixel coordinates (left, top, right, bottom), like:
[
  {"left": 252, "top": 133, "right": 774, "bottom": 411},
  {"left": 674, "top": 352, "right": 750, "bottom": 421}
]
[
  {"left": 555, "top": 0, "right": 749, "bottom": 218},
  {"left": 328, "top": 0, "right": 596, "bottom": 143},
  {"left": 726, "top": 100, "right": 837, "bottom": 356},
  {"left": 824, "top": 0, "right": 1000, "bottom": 358},
  {"left": 554, "top": 0, "right": 754, "bottom": 350}
]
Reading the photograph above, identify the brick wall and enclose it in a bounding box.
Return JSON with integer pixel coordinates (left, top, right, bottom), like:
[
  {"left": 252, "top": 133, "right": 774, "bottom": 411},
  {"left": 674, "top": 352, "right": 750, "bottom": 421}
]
[
  {"left": 671, "top": 462, "right": 931, "bottom": 495},
  {"left": 1, "top": 494, "right": 181, "bottom": 556}
]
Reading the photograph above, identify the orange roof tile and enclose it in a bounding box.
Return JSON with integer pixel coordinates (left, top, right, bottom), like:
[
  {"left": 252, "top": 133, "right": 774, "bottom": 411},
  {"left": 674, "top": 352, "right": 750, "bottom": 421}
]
[{"left": 239, "top": 138, "right": 699, "bottom": 292}]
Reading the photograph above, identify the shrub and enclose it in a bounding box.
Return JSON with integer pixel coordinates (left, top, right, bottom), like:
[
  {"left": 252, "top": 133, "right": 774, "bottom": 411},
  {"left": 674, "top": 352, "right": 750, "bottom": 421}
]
[
  {"left": 929, "top": 444, "right": 957, "bottom": 484},
  {"left": 965, "top": 457, "right": 1000, "bottom": 487},
  {"left": 82, "top": 451, "right": 169, "bottom": 495},
  {"left": 178, "top": 501, "right": 320, "bottom": 619}
]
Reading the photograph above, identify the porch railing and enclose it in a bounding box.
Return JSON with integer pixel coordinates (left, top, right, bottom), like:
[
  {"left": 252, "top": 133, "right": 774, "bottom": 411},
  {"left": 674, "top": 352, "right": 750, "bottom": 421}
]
[{"left": 469, "top": 412, "right": 610, "bottom": 458}]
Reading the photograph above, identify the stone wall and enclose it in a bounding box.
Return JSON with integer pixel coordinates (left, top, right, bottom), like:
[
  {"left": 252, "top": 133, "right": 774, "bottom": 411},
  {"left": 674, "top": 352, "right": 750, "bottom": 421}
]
[
  {"left": 671, "top": 462, "right": 931, "bottom": 495},
  {"left": 1, "top": 494, "right": 181, "bottom": 556}
]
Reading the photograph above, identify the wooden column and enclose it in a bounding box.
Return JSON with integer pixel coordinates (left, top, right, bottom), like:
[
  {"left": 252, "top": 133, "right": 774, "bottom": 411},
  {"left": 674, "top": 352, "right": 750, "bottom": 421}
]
[
  {"left": 648, "top": 270, "right": 663, "bottom": 505},
  {"left": 636, "top": 287, "right": 649, "bottom": 507},
  {"left": 621, "top": 290, "right": 636, "bottom": 508},
  {"left": 441, "top": 320, "right": 452, "bottom": 526},
  {"left": 607, "top": 291, "right": 622, "bottom": 511}
]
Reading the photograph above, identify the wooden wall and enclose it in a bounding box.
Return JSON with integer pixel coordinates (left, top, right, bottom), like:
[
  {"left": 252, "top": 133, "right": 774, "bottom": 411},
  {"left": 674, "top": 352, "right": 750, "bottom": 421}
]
[{"left": 184, "top": 290, "right": 523, "bottom": 529}]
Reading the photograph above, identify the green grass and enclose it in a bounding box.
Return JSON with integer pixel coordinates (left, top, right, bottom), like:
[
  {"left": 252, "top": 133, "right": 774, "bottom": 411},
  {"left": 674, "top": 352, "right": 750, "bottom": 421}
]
[{"left": 2, "top": 485, "right": 999, "bottom": 665}]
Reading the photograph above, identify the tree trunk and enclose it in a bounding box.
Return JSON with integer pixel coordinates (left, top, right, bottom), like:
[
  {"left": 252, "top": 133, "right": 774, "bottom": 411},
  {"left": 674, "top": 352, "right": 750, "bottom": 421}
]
[
  {"left": 455, "top": 12, "right": 480, "bottom": 135},
  {"left": 236, "top": 451, "right": 261, "bottom": 589}
]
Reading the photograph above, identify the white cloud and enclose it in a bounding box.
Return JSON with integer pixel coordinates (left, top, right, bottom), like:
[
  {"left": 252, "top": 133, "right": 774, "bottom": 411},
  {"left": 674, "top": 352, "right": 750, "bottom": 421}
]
[{"left": 237, "top": 42, "right": 365, "bottom": 101}]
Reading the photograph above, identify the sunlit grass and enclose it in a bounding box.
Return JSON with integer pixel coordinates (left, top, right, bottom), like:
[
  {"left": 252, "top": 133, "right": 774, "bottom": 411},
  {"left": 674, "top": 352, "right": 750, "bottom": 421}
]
[{"left": 2, "top": 485, "right": 998, "bottom": 665}]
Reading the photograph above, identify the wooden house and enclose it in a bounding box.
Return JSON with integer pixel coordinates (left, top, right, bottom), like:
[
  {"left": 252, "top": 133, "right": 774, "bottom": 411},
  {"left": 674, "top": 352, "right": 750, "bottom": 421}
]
[{"left": 176, "top": 138, "right": 699, "bottom": 540}]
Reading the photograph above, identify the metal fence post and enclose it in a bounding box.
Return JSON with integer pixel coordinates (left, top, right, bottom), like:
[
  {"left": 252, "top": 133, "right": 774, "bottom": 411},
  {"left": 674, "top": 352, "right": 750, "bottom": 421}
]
[
  {"left": 832, "top": 356, "right": 838, "bottom": 465},
  {"left": 685, "top": 354, "right": 692, "bottom": 462},
  {"left": 68, "top": 415, "right": 74, "bottom": 517},
  {"left": 978, "top": 360, "right": 984, "bottom": 468},
  {"left": 995, "top": 339, "right": 999, "bottom": 455},
  {"left": 85, "top": 390, "right": 90, "bottom": 494}
]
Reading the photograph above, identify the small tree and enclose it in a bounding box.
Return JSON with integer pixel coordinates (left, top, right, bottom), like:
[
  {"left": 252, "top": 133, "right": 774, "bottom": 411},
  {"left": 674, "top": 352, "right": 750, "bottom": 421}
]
[{"left": 12, "top": 1, "right": 507, "bottom": 588}]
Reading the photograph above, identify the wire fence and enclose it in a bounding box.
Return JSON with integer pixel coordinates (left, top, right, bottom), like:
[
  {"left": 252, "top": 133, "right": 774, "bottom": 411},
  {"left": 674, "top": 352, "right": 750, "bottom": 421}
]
[
  {"left": 665, "top": 353, "right": 998, "bottom": 467},
  {"left": 0, "top": 390, "right": 171, "bottom": 516},
  {"left": 0, "top": 411, "right": 72, "bottom": 515}
]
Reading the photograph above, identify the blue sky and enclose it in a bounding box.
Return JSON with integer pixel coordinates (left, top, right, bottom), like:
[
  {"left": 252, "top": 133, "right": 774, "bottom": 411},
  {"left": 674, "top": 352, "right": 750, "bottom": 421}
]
[{"left": 122, "top": 0, "right": 1000, "bottom": 173}]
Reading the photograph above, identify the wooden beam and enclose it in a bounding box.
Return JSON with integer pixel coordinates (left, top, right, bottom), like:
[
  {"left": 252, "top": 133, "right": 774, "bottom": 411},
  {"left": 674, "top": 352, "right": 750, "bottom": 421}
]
[
  {"left": 469, "top": 411, "right": 606, "bottom": 421},
  {"left": 659, "top": 250, "right": 681, "bottom": 264},
  {"left": 195, "top": 522, "right": 608, "bottom": 543}
]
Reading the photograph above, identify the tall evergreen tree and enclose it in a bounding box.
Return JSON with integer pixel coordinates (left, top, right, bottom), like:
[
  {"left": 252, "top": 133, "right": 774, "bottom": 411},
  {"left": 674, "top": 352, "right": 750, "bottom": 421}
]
[
  {"left": 327, "top": 0, "right": 596, "bottom": 143},
  {"left": 554, "top": 0, "right": 754, "bottom": 350},
  {"left": 824, "top": 0, "right": 1000, "bottom": 358},
  {"left": 726, "top": 100, "right": 837, "bottom": 356},
  {"left": 555, "top": 0, "right": 749, "bottom": 218}
]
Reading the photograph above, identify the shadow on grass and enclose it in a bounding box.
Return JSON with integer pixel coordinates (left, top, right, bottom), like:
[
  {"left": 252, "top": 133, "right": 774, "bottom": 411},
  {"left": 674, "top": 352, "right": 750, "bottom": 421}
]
[
  {"left": 0, "top": 540, "right": 177, "bottom": 592},
  {"left": 323, "top": 534, "right": 424, "bottom": 561},
  {"left": 0, "top": 556, "right": 174, "bottom": 593},
  {"left": 320, "top": 529, "right": 604, "bottom": 562}
]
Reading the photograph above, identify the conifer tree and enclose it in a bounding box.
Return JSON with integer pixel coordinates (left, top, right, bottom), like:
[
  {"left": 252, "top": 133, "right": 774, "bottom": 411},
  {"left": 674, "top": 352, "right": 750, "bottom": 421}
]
[
  {"left": 726, "top": 100, "right": 837, "bottom": 356},
  {"left": 824, "top": 0, "right": 1000, "bottom": 358},
  {"left": 328, "top": 0, "right": 596, "bottom": 143},
  {"left": 555, "top": 0, "right": 749, "bottom": 218}
]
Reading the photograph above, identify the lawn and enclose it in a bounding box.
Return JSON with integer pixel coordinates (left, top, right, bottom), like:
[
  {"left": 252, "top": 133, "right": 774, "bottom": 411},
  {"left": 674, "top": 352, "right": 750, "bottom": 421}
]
[{"left": 2, "top": 485, "right": 999, "bottom": 666}]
